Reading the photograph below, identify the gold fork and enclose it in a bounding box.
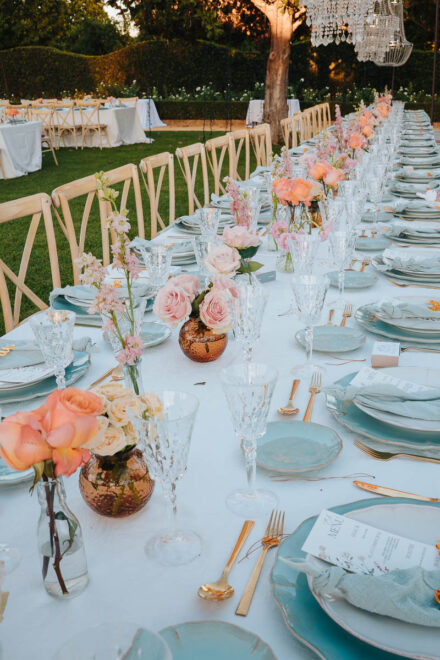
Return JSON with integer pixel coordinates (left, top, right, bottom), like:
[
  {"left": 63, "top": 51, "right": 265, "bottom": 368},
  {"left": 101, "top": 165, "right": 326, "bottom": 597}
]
[
  {"left": 0, "top": 344, "right": 15, "bottom": 357},
  {"left": 340, "top": 303, "right": 353, "bottom": 326},
  {"left": 235, "top": 510, "right": 285, "bottom": 617},
  {"left": 303, "top": 371, "right": 322, "bottom": 422},
  {"left": 386, "top": 278, "right": 440, "bottom": 290},
  {"left": 354, "top": 439, "right": 440, "bottom": 464},
  {"left": 325, "top": 309, "right": 335, "bottom": 325},
  {"left": 359, "top": 258, "right": 370, "bottom": 272}
]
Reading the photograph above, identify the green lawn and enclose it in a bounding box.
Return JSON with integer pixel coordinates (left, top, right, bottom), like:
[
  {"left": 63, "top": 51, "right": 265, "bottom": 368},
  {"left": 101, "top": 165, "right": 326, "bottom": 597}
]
[{"left": 0, "top": 131, "right": 257, "bottom": 333}]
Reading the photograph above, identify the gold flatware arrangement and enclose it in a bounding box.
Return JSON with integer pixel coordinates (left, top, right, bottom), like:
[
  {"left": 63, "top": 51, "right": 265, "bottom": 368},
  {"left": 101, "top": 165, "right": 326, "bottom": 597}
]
[
  {"left": 353, "top": 480, "right": 440, "bottom": 502},
  {"left": 401, "top": 346, "right": 440, "bottom": 353},
  {"left": 198, "top": 520, "right": 255, "bottom": 601},
  {"left": 278, "top": 379, "right": 300, "bottom": 416},
  {"left": 271, "top": 472, "right": 374, "bottom": 482},
  {"left": 88, "top": 365, "right": 124, "bottom": 389},
  {"left": 235, "top": 510, "right": 285, "bottom": 616},
  {"left": 303, "top": 372, "right": 322, "bottom": 422},
  {"left": 359, "top": 258, "right": 370, "bottom": 272},
  {"left": 0, "top": 344, "right": 15, "bottom": 357},
  {"left": 354, "top": 438, "right": 440, "bottom": 464},
  {"left": 0, "top": 591, "right": 8, "bottom": 622},
  {"left": 325, "top": 309, "right": 334, "bottom": 325},
  {"left": 345, "top": 259, "right": 358, "bottom": 271},
  {"left": 340, "top": 304, "right": 352, "bottom": 327},
  {"left": 386, "top": 277, "right": 440, "bottom": 290}
]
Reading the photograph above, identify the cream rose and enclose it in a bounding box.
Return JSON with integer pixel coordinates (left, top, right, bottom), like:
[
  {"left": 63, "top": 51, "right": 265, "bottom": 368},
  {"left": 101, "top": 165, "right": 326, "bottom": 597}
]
[
  {"left": 93, "top": 423, "right": 127, "bottom": 456},
  {"left": 82, "top": 415, "right": 109, "bottom": 450},
  {"left": 92, "top": 383, "right": 132, "bottom": 402},
  {"left": 107, "top": 395, "right": 136, "bottom": 426}
]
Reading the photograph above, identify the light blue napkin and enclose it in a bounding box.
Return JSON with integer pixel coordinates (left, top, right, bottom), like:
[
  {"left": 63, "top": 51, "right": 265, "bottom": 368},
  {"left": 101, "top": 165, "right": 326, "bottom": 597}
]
[
  {"left": 372, "top": 299, "right": 440, "bottom": 320},
  {"left": 283, "top": 559, "right": 440, "bottom": 627},
  {"left": 377, "top": 250, "right": 440, "bottom": 274},
  {"left": 388, "top": 223, "right": 440, "bottom": 238},
  {"left": 325, "top": 381, "right": 440, "bottom": 421},
  {"left": 0, "top": 337, "right": 95, "bottom": 370},
  {"left": 50, "top": 284, "right": 151, "bottom": 311}
]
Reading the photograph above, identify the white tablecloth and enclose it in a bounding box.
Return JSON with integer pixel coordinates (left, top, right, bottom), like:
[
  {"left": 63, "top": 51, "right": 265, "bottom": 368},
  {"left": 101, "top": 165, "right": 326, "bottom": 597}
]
[
  {"left": 1, "top": 228, "right": 440, "bottom": 658},
  {"left": 53, "top": 106, "right": 146, "bottom": 148},
  {"left": 0, "top": 121, "right": 42, "bottom": 179},
  {"left": 246, "top": 99, "right": 301, "bottom": 127},
  {"left": 137, "top": 99, "right": 166, "bottom": 130}
]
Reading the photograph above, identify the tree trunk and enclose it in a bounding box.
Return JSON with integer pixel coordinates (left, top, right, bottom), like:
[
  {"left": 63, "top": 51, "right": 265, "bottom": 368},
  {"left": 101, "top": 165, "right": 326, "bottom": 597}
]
[{"left": 263, "top": 8, "right": 293, "bottom": 145}]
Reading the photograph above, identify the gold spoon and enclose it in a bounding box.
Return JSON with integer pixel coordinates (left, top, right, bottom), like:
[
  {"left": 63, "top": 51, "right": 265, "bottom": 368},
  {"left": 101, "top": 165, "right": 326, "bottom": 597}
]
[
  {"left": 198, "top": 520, "right": 254, "bottom": 601},
  {"left": 278, "top": 379, "right": 300, "bottom": 416}
]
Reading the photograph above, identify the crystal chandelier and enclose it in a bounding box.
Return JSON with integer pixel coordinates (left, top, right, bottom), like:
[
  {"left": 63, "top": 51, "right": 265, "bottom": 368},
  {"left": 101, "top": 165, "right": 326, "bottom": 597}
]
[
  {"left": 302, "top": 0, "right": 376, "bottom": 47},
  {"left": 355, "top": 0, "right": 400, "bottom": 62},
  {"left": 372, "top": 0, "right": 413, "bottom": 66}
]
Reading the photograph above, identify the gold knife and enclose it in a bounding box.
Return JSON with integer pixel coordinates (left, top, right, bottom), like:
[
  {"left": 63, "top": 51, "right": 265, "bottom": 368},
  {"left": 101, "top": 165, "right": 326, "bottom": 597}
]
[{"left": 353, "top": 480, "right": 440, "bottom": 502}]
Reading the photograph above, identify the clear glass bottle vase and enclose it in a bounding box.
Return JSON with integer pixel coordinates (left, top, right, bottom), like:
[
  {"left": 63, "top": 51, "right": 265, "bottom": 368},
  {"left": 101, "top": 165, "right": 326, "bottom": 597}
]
[{"left": 36, "top": 477, "right": 88, "bottom": 599}]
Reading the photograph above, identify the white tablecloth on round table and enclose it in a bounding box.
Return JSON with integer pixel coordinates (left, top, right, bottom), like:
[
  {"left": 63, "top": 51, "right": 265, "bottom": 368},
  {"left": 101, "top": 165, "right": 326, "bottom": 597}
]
[
  {"left": 246, "top": 99, "right": 301, "bottom": 127},
  {"left": 1, "top": 228, "right": 440, "bottom": 659},
  {"left": 136, "top": 99, "right": 166, "bottom": 131},
  {"left": 53, "top": 106, "right": 147, "bottom": 148},
  {"left": 0, "top": 121, "right": 42, "bottom": 179}
]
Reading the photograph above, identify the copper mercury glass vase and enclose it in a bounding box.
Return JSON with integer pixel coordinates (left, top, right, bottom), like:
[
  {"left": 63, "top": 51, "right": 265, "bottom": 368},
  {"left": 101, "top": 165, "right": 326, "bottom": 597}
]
[{"left": 178, "top": 316, "right": 227, "bottom": 362}]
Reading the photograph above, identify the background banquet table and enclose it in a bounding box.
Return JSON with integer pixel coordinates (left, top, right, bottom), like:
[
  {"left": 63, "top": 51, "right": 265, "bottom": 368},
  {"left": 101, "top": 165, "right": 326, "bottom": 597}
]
[
  {"left": 246, "top": 99, "right": 301, "bottom": 127},
  {"left": 136, "top": 98, "right": 166, "bottom": 131},
  {"left": 0, "top": 120, "right": 42, "bottom": 179},
  {"left": 52, "top": 106, "right": 146, "bottom": 148},
  {"left": 1, "top": 237, "right": 439, "bottom": 660}
]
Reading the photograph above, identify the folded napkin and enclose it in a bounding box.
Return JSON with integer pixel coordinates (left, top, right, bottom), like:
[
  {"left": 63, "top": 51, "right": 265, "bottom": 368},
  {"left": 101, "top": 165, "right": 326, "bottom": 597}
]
[
  {"left": 283, "top": 558, "right": 440, "bottom": 627},
  {"left": 388, "top": 198, "right": 440, "bottom": 214},
  {"left": 388, "top": 221, "right": 440, "bottom": 237},
  {"left": 50, "top": 284, "right": 151, "bottom": 312},
  {"left": 379, "top": 248, "right": 440, "bottom": 273},
  {"left": 325, "top": 379, "right": 440, "bottom": 421},
  {"left": 0, "top": 337, "right": 95, "bottom": 371},
  {"left": 130, "top": 237, "right": 150, "bottom": 251},
  {"left": 372, "top": 299, "right": 440, "bottom": 320}
]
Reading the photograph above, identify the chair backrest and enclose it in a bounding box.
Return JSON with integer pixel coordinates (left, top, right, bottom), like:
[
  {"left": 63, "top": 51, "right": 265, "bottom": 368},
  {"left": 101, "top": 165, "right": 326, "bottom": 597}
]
[
  {"left": 228, "top": 129, "right": 250, "bottom": 181},
  {"left": 250, "top": 123, "right": 272, "bottom": 168},
  {"left": 100, "top": 163, "right": 145, "bottom": 239},
  {"left": 28, "top": 107, "right": 54, "bottom": 134},
  {"left": 53, "top": 102, "right": 76, "bottom": 130},
  {"left": 118, "top": 97, "right": 138, "bottom": 107},
  {"left": 300, "top": 107, "right": 315, "bottom": 142},
  {"left": 79, "top": 101, "right": 102, "bottom": 128},
  {"left": 175, "top": 142, "right": 210, "bottom": 215},
  {"left": 0, "top": 193, "right": 61, "bottom": 332},
  {"left": 281, "top": 112, "right": 302, "bottom": 149},
  {"left": 52, "top": 174, "right": 109, "bottom": 283},
  {"left": 140, "top": 152, "right": 175, "bottom": 238},
  {"left": 319, "top": 102, "right": 332, "bottom": 130},
  {"left": 205, "top": 134, "right": 233, "bottom": 196}
]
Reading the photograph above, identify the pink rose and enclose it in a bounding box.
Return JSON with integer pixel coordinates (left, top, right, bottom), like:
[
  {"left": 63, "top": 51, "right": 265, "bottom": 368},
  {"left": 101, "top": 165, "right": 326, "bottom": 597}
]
[
  {"left": 271, "top": 220, "right": 289, "bottom": 241},
  {"left": 277, "top": 231, "right": 295, "bottom": 251},
  {"left": 222, "top": 225, "right": 260, "bottom": 249},
  {"left": 199, "top": 290, "right": 232, "bottom": 334},
  {"left": 308, "top": 161, "right": 330, "bottom": 181},
  {"left": 153, "top": 284, "right": 192, "bottom": 327},
  {"left": 203, "top": 244, "right": 240, "bottom": 278},
  {"left": 168, "top": 274, "right": 200, "bottom": 300},
  {"left": 212, "top": 275, "right": 240, "bottom": 299}
]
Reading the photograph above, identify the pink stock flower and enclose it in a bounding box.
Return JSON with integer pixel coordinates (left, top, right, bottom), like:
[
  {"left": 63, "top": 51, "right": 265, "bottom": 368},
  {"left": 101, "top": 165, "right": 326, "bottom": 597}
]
[
  {"left": 277, "top": 231, "right": 296, "bottom": 251},
  {"left": 222, "top": 225, "right": 260, "bottom": 249},
  {"left": 124, "top": 248, "right": 142, "bottom": 279},
  {"left": 115, "top": 335, "right": 144, "bottom": 366},
  {"left": 225, "top": 177, "right": 251, "bottom": 226},
  {"left": 271, "top": 220, "right": 289, "bottom": 241},
  {"left": 153, "top": 284, "right": 192, "bottom": 327},
  {"left": 108, "top": 212, "right": 130, "bottom": 234},
  {"left": 203, "top": 244, "right": 240, "bottom": 277},
  {"left": 88, "top": 284, "right": 125, "bottom": 315},
  {"left": 76, "top": 252, "right": 105, "bottom": 286},
  {"left": 348, "top": 132, "right": 366, "bottom": 150},
  {"left": 169, "top": 274, "right": 200, "bottom": 300},
  {"left": 199, "top": 290, "right": 232, "bottom": 335}
]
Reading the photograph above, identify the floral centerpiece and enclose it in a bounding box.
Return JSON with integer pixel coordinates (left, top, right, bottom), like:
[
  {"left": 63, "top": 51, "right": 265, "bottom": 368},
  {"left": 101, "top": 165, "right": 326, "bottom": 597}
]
[
  {"left": 79, "top": 384, "right": 160, "bottom": 518},
  {"left": 5, "top": 107, "right": 19, "bottom": 123},
  {"left": 0, "top": 388, "right": 103, "bottom": 598},
  {"left": 154, "top": 273, "right": 237, "bottom": 362},
  {"left": 76, "top": 173, "right": 145, "bottom": 394}
]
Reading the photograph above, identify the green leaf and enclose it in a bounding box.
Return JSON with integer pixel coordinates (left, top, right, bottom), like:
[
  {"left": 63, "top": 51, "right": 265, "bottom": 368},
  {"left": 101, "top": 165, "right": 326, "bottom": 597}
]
[
  {"left": 30, "top": 462, "right": 45, "bottom": 492},
  {"left": 247, "top": 261, "right": 264, "bottom": 272},
  {"left": 55, "top": 511, "right": 78, "bottom": 548}
]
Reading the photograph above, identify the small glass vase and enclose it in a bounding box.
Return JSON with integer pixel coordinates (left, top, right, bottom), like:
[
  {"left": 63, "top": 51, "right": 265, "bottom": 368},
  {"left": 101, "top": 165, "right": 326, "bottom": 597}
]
[
  {"left": 36, "top": 477, "right": 88, "bottom": 599},
  {"left": 122, "top": 358, "right": 144, "bottom": 395},
  {"left": 178, "top": 316, "right": 227, "bottom": 362},
  {"left": 79, "top": 448, "right": 154, "bottom": 518},
  {"left": 276, "top": 250, "right": 294, "bottom": 273}
]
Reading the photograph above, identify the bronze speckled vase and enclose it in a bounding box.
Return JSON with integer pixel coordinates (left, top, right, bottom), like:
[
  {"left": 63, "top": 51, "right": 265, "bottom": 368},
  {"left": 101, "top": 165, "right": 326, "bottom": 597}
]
[
  {"left": 79, "top": 448, "right": 154, "bottom": 518},
  {"left": 178, "top": 317, "right": 227, "bottom": 363}
]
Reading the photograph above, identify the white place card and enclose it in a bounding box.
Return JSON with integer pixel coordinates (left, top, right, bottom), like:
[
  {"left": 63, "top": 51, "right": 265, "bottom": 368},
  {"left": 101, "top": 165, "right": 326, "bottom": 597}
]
[
  {"left": 302, "top": 510, "right": 440, "bottom": 575},
  {"left": 371, "top": 341, "right": 400, "bottom": 368}
]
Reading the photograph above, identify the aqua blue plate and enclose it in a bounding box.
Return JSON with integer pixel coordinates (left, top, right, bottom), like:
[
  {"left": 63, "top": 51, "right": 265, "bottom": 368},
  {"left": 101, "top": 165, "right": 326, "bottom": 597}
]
[
  {"left": 160, "top": 621, "right": 276, "bottom": 660},
  {"left": 0, "top": 460, "right": 33, "bottom": 486},
  {"left": 257, "top": 421, "right": 342, "bottom": 474},
  {"left": 53, "top": 295, "right": 153, "bottom": 324},
  {"left": 272, "top": 497, "right": 436, "bottom": 660},
  {"left": 328, "top": 270, "right": 378, "bottom": 289},
  {"left": 296, "top": 326, "right": 365, "bottom": 353},
  {"left": 355, "top": 236, "right": 390, "bottom": 251},
  {"left": 361, "top": 211, "right": 391, "bottom": 223},
  {"left": 326, "top": 370, "right": 440, "bottom": 450},
  {"left": 0, "top": 351, "right": 90, "bottom": 405},
  {"left": 355, "top": 304, "right": 440, "bottom": 345}
]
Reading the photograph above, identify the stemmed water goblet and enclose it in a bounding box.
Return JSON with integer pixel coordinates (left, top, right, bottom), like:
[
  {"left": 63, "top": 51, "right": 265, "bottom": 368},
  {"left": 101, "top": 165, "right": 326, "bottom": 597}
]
[
  {"left": 220, "top": 362, "right": 278, "bottom": 518},
  {"left": 192, "top": 236, "right": 221, "bottom": 286},
  {"left": 129, "top": 390, "right": 200, "bottom": 566},
  {"left": 367, "top": 174, "right": 385, "bottom": 227},
  {"left": 242, "top": 186, "right": 261, "bottom": 231},
  {"left": 30, "top": 309, "right": 76, "bottom": 389},
  {"left": 140, "top": 244, "right": 172, "bottom": 298},
  {"left": 229, "top": 282, "right": 268, "bottom": 361},
  {"left": 328, "top": 229, "right": 356, "bottom": 310},
  {"left": 290, "top": 274, "right": 329, "bottom": 377},
  {"left": 195, "top": 207, "right": 220, "bottom": 239}
]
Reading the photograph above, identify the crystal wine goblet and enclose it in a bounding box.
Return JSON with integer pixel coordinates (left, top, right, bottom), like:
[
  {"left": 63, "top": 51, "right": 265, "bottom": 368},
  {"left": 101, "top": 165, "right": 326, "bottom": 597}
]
[
  {"left": 140, "top": 244, "right": 172, "bottom": 297},
  {"left": 195, "top": 207, "right": 220, "bottom": 239},
  {"left": 230, "top": 282, "right": 268, "bottom": 361},
  {"left": 291, "top": 274, "right": 329, "bottom": 376},
  {"left": 328, "top": 229, "right": 356, "bottom": 309},
  {"left": 30, "top": 309, "right": 76, "bottom": 389}
]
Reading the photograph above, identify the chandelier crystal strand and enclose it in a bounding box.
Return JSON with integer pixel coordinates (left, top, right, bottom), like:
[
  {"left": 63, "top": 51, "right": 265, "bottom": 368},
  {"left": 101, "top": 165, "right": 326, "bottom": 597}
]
[
  {"left": 372, "top": 0, "right": 413, "bottom": 66},
  {"left": 302, "top": 0, "right": 376, "bottom": 48},
  {"left": 355, "top": 0, "right": 400, "bottom": 62}
]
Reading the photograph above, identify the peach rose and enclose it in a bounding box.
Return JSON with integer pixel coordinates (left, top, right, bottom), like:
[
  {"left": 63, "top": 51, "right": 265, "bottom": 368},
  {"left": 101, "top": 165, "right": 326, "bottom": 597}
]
[
  {"left": 308, "top": 161, "right": 330, "bottom": 181},
  {"left": 273, "top": 178, "right": 317, "bottom": 206},
  {"left": 376, "top": 103, "right": 389, "bottom": 118},
  {"left": 203, "top": 244, "right": 240, "bottom": 277},
  {"left": 0, "top": 412, "right": 51, "bottom": 471},
  {"left": 93, "top": 423, "right": 127, "bottom": 456},
  {"left": 323, "top": 166, "right": 345, "bottom": 187},
  {"left": 199, "top": 290, "right": 232, "bottom": 334},
  {"left": 362, "top": 125, "right": 374, "bottom": 138},
  {"left": 348, "top": 132, "right": 366, "bottom": 150},
  {"left": 153, "top": 284, "right": 192, "bottom": 327},
  {"left": 36, "top": 388, "right": 103, "bottom": 450},
  {"left": 222, "top": 225, "right": 260, "bottom": 249},
  {"left": 168, "top": 274, "right": 200, "bottom": 300},
  {"left": 52, "top": 447, "right": 90, "bottom": 477}
]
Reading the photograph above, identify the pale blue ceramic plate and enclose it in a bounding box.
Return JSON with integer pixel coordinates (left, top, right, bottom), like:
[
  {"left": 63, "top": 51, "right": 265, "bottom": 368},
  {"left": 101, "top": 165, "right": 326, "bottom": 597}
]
[
  {"left": 272, "top": 497, "right": 436, "bottom": 660},
  {"left": 0, "top": 460, "right": 34, "bottom": 486},
  {"left": 256, "top": 421, "right": 342, "bottom": 474},
  {"left": 53, "top": 294, "right": 154, "bottom": 322},
  {"left": 328, "top": 270, "right": 378, "bottom": 289},
  {"left": 160, "top": 621, "right": 276, "bottom": 660},
  {"left": 296, "top": 326, "right": 366, "bottom": 353},
  {"left": 355, "top": 236, "right": 390, "bottom": 251},
  {"left": 103, "top": 321, "right": 170, "bottom": 349},
  {"left": 326, "top": 370, "right": 440, "bottom": 450},
  {"left": 0, "top": 351, "right": 90, "bottom": 405},
  {"left": 355, "top": 304, "right": 440, "bottom": 345},
  {"left": 361, "top": 211, "right": 391, "bottom": 223}
]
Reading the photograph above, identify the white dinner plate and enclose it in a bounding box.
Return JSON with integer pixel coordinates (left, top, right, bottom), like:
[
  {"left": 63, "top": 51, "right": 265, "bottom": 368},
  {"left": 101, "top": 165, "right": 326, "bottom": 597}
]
[
  {"left": 353, "top": 366, "right": 440, "bottom": 433},
  {"left": 373, "top": 296, "right": 440, "bottom": 333},
  {"left": 308, "top": 502, "right": 440, "bottom": 659}
]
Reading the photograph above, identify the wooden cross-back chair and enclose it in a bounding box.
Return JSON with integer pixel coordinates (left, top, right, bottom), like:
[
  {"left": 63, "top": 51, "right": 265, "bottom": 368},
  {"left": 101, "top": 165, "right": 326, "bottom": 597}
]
[
  {"left": 53, "top": 102, "right": 79, "bottom": 149},
  {"left": 118, "top": 97, "right": 138, "bottom": 107},
  {"left": 0, "top": 193, "right": 61, "bottom": 332},
  {"left": 175, "top": 142, "right": 210, "bottom": 215},
  {"left": 100, "top": 163, "right": 145, "bottom": 239},
  {"left": 139, "top": 152, "right": 175, "bottom": 238},
  {"left": 319, "top": 102, "right": 332, "bottom": 130},
  {"left": 250, "top": 123, "right": 272, "bottom": 168},
  {"left": 281, "top": 112, "right": 302, "bottom": 149},
  {"left": 299, "top": 107, "right": 316, "bottom": 142},
  {"left": 205, "top": 134, "right": 233, "bottom": 196},
  {"left": 79, "top": 101, "right": 110, "bottom": 149},
  {"left": 228, "top": 129, "right": 250, "bottom": 181},
  {"left": 28, "top": 107, "right": 58, "bottom": 165}
]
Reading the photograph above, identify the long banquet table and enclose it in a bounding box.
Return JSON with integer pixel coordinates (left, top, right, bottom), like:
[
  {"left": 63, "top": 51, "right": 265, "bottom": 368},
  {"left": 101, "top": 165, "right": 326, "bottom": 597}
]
[
  {"left": 1, "top": 222, "right": 440, "bottom": 658},
  {"left": 52, "top": 106, "right": 147, "bottom": 148}
]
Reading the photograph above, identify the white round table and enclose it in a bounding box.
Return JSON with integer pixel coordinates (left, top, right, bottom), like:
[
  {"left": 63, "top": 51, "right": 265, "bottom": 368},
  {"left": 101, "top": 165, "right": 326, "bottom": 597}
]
[
  {"left": 0, "top": 120, "right": 42, "bottom": 179},
  {"left": 246, "top": 99, "right": 301, "bottom": 127}
]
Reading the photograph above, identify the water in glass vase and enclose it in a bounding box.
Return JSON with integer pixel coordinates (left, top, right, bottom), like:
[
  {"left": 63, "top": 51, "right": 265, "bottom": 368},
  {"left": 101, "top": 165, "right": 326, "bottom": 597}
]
[{"left": 40, "top": 539, "right": 88, "bottom": 598}]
